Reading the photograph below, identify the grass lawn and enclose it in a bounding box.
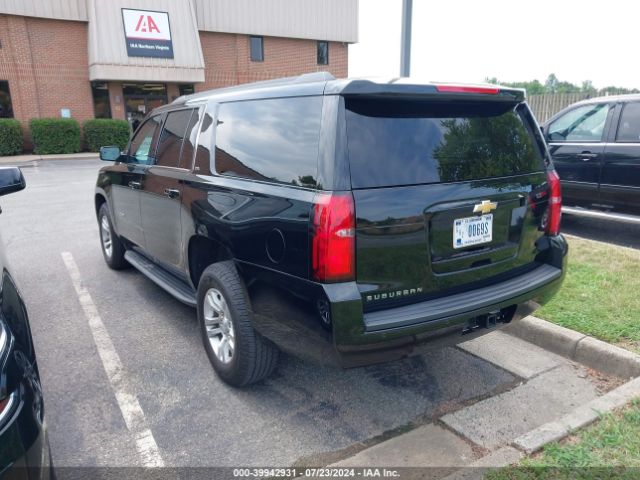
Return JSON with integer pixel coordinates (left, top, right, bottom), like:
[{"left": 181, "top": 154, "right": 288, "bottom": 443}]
[
  {"left": 536, "top": 235, "right": 640, "bottom": 353},
  {"left": 485, "top": 236, "right": 640, "bottom": 479},
  {"left": 486, "top": 400, "right": 640, "bottom": 479}
]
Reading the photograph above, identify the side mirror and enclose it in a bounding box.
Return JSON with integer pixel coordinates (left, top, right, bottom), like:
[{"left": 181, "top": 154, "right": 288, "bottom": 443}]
[
  {"left": 100, "top": 146, "right": 122, "bottom": 162},
  {"left": 0, "top": 167, "right": 25, "bottom": 197}
]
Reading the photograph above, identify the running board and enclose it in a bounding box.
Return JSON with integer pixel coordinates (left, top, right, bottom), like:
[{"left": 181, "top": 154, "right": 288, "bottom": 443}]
[
  {"left": 124, "top": 250, "right": 197, "bottom": 307},
  {"left": 562, "top": 206, "right": 640, "bottom": 225}
]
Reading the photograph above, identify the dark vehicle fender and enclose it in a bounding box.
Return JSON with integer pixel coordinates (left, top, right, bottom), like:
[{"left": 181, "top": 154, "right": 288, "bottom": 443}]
[
  {"left": 185, "top": 235, "right": 233, "bottom": 289},
  {"left": 94, "top": 186, "right": 113, "bottom": 222}
]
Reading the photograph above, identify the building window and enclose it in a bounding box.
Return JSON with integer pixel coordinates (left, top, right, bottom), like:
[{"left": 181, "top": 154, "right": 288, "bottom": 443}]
[
  {"left": 178, "top": 84, "right": 195, "bottom": 96},
  {"left": 317, "top": 41, "right": 329, "bottom": 65},
  {"left": 91, "top": 82, "right": 111, "bottom": 119},
  {"left": 0, "top": 81, "right": 14, "bottom": 118},
  {"left": 250, "top": 36, "right": 264, "bottom": 62}
]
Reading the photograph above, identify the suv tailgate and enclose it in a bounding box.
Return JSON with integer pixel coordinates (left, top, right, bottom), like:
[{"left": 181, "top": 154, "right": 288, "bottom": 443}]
[{"left": 344, "top": 96, "right": 551, "bottom": 312}]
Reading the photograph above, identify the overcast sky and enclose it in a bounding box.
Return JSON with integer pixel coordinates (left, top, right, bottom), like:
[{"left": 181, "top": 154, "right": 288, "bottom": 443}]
[{"left": 349, "top": 0, "right": 640, "bottom": 90}]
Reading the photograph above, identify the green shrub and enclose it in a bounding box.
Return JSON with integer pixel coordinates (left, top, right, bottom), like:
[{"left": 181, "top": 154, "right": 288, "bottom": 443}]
[
  {"left": 29, "top": 118, "right": 81, "bottom": 155},
  {"left": 0, "top": 119, "right": 23, "bottom": 156},
  {"left": 83, "top": 119, "right": 130, "bottom": 152}
]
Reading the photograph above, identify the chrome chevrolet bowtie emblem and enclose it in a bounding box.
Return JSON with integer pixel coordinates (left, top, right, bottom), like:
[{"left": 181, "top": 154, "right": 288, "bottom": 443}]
[{"left": 473, "top": 200, "right": 497, "bottom": 215}]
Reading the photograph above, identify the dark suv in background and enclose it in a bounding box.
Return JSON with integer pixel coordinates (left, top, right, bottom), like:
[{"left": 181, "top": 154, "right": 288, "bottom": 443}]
[
  {"left": 542, "top": 94, "right": 640, "bottom": 214},
  {"left": 95, "top": 73, "right": 567, "bottom": 386}
]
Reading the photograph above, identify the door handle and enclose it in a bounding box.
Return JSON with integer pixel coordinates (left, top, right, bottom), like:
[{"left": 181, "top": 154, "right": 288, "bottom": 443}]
[
  {"left": 579, "top": 152, "right": 598, "bottom": 162},
  {"left": 164, "top": 188, "right": 180, "bottom": 199},
  {"left": 128, "top": 181, "right": 142, "bottom": 189}
]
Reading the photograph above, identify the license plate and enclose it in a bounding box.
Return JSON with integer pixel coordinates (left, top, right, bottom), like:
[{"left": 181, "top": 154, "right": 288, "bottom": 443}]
[{"left": 453, "top": 214, "right": 493, "bottom": 249}]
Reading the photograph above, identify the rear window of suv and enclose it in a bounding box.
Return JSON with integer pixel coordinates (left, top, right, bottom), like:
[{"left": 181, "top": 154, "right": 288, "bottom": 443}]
[{"left": 345, "top": 98, "right": 545, "bottom": 189}]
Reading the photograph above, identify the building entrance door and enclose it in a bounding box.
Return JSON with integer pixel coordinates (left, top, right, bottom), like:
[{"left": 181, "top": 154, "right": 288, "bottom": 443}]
[{"left": 123, "top": 83, "right": 168, "bottom": 131}]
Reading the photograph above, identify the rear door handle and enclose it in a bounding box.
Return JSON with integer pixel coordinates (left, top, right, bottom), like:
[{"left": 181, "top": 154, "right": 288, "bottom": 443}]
[
  {"left": 164, "top": 188, "right": 180, "bottom": 199},
  {"left": 580, "top": 152, "right": 598, "bottom": 161},
  {"left": 128, "top": 181, "right": 142, "bottom": 189}
]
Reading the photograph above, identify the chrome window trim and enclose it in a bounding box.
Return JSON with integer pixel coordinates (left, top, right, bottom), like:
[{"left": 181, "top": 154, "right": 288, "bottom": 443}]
[
  {"left": 600, "top": 183, "right": 640, "bottom": 190},
  {"left": 548, "top": 142, "right": 607, "bottom": 147},
  {"left": 561, "top": 180, "right": 597, "bottom": 185},
  {"left": 549, "top": 142, "right": 640, "bottom": 147}
]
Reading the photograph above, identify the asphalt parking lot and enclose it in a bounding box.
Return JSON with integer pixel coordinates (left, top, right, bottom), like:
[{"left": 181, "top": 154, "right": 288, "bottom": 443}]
[
  {"left": 0, "top": 159, "right": 522, "bottom": 468},
  {"left": 1, "top": 159, "right": 634, "bottom": 472}
]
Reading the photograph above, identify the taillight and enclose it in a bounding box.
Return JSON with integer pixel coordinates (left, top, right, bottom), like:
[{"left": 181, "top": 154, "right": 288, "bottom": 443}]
[
  {"left": 0, "top": 396, "right": 9, "bottom": 417},
  {"left": 0, "top": 391, "right": 17, "bottom": 425},
  {"left": 545, "top": 169, "right": 562, "bottom": 235},
  {"left": 311, "top": 192, "right": 355, "bottom": 283},
  {"left": 435, "top": 85, "right": 500, "bottom": 95}
]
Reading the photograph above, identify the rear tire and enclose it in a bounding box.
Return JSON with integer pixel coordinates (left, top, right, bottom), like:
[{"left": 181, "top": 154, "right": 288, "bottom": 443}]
[
  {"left": 98, "top": 203, "right": 128, "bottom": 270},
  {"left": 197, "top": 261, "right": 279, "bottom": 386}
]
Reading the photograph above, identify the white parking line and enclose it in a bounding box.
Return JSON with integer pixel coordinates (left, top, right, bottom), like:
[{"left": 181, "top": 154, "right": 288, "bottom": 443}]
[{"left": 61, "top": 251, "right": 165, "bottom": 468}]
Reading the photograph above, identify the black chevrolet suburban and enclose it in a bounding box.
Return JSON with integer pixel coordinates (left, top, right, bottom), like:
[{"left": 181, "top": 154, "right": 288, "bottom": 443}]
[{"left": 95, "top": 73, "right": 567, "bottom": 386}]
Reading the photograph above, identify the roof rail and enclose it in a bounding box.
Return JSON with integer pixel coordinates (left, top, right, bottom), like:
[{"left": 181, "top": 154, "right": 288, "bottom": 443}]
[
  {"left": 252, "top": 71, "right": 336, "bottom": 87},
  {"left": 173, "top": 71, "right": 336, "bottom": 104}
]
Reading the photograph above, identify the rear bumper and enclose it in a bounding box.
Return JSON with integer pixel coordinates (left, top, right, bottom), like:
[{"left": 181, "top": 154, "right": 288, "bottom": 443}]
[
  {"left": 248, "top": 235, "right": 567, "bottom": 368},
  {"left": 328, "top": 235, "right": 567, "bottom": 367},
  {"left": 362, "top": 264, "right": 561, "bottom": 333}
]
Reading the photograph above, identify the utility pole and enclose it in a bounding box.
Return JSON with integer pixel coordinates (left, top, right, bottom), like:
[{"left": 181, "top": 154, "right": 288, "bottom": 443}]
[{"left": 400, "top": 0, "right": 413, "bottom": 77}]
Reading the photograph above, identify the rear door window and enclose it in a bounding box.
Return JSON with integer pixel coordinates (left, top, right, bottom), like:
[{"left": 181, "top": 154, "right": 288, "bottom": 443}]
[
  {"left": 215, "top": 96, "right": 322, "bottom": 188},
  {"left": 345, "top": 99, "right": 545, "bottom": 189},
  {"left": 155, "top": 109, "right": 195, "bottom": 168},
  {"left": 616, "top": 102, "right": 640, "bottom": 143}
]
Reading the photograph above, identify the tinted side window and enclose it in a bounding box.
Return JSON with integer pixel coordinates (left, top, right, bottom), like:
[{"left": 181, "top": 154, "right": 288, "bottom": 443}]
[
  {"left": 194, "top": 110, "right": 215, "bottom": 175},
  {"left": 548, "top": 103, "right": 611, "bottom": 142},
  {"left": 129, "top": 115, "right": 162, "bottom": 164},
  {"left": 156, "top": 109, "right": 194, "bottom": 168},
  {"left": 616, "top": 103, "right": 640, "bottom": 142},
  {"left": 215, "top": 97, "right": 322, "bottom": 188}
]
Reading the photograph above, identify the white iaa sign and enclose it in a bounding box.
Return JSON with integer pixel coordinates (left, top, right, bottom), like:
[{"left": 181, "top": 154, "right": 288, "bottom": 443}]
[{"left": 121, "top": 8, "right": 174, "bottom": 59}]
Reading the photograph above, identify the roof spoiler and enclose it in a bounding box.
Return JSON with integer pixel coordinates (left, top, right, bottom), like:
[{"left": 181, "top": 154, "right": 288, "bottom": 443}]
[{"left": 327, "top": 79, "right": 525, "bottom": 102}]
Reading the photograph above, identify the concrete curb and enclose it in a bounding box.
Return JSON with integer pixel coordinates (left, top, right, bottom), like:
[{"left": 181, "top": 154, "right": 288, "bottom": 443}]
[
  {"left": 513, "top": 375, "right": 640, "bottom": 453},
  {"left": 505, "top": 316, "right": 640, "bottom": 379},
  {"left": 332, "top": 317, "right": 640, "bottom": 475},
  {"left": 0, "top": 153, "right": 99, "bottom": 164},
  {"left": 441, "top": 447, "right": 524, "bottom": 480}
]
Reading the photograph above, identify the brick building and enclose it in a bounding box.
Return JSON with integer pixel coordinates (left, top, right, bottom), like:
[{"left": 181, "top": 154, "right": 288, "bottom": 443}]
[{"left": 0, "top": 0, "right": 357, "bottom": 131}]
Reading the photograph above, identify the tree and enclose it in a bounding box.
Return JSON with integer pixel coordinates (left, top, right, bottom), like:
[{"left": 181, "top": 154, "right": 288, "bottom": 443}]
[
  {"left": 581, "top": 80, "right": 597, "bottom": 96},
  {"left": 544, "top": 74, "right": 559, "bottom": 93},
  {"left": 486, "top": 74, "right": 639, "bottom": 97}
]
